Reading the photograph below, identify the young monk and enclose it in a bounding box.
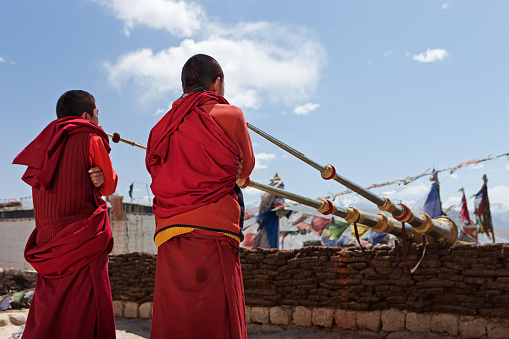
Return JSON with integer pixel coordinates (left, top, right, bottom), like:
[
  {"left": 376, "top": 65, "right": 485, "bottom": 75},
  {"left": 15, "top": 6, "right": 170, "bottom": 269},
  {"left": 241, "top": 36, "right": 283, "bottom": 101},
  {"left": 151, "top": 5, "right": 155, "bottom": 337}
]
[
  {"left": 13, "top": 90, "right": 118, "bottom": 339},
  {"left": 146, "top": 54, "right": 255, "bottom": 339}
]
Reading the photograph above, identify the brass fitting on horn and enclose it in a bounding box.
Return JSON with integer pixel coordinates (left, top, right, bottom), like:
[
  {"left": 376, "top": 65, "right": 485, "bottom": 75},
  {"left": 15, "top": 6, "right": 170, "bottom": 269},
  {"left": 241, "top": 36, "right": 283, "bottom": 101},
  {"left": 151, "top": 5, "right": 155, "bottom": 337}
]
[
  {"left": 412, "top": 213, "right": 434, "bottom": 234},
  {"left": 371, "top": 213, "right": 395, "bottom": 233},
  {"left": 321, "top": 164, "right": 337, "bottom": 180},
  {"left": 317, "top": 199, "right": 336, "bottom": 215},
  {"left": 344, "top": 207, "right": 365, "bottom": 224},
  {"left": 378, "top": 196, "right": 397, "bottom": 213},
  {"left": 393, "top": 203, "right": 415, "bottom": 224}
]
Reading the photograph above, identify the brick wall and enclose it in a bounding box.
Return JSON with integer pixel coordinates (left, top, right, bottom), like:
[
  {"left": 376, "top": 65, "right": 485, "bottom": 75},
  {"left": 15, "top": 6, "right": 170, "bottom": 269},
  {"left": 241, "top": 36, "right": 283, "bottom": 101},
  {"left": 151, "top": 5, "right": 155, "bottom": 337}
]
[{"left": 107, "top": 243, "right": 509, "bottom": 318}]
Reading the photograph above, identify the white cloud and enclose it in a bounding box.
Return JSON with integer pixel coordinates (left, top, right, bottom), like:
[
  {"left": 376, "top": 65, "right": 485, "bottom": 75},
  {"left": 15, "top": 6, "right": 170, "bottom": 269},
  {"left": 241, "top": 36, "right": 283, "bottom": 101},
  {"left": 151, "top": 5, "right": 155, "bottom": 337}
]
[
  {"left": 488, "top": 186, "right": 509, "bottom": 206},
  {"left": 505, "top": 164, "right": 509, "bottom": 171},
  {"left": 383, "top": 49, "right": 397, "bottom": 57},
  {"left": 450, "top": 173, "right": 458, "bottom": 179},
  {"left": 443, "top": 196, "right": 460, "bottom": 209},
  {"left": 100, "top": 1, "right": 326, "bottom": 111},
  {"left": 293, "top": 103, "right": 320, "bottom": 116},
  {"left": 254, "top": 152, "right": 276, "bottom": 170},
  {"left": 412, "top": 49, "right": 449, "bottom": 63},
  {"left": 0, "top": 57, "right": 5, "bottom": 63},
  {"left": 153, "top": 108, "right": 167, "bottom": 116},
  {"left": 242, "top": 187, "right": 260, "bottom": 196},
  {"left": 442, "top": 2, "right": 450, "bottom": 10},
  {"left": 95, "top": 0, "right": 204, "bottom": 37}
]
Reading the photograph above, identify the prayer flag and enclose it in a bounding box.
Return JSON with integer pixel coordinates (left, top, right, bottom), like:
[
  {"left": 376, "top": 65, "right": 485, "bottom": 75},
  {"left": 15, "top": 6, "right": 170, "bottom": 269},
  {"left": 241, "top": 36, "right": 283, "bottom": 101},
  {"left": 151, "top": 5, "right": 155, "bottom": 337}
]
[
  {"left": 413, "top": 181, "right": 443, "bottom": 218},
  {"left": 474, "top": 176, "right": 494, "bottom": 241},
  {"left": 129, "top": 183, "right": 134, "bottom": 200},
  {"left": 368, "top": 230, "right": 387, "bottom": 246},
  {"left": 350, "top": 224, "right": 370, "bottom": 237},
  {"left": 460, "top": 189, "right": 477, "bottom": 241},
  {"left": 460, "top": 190, "right": 472, "bottom": 225},
  {"left": 311, "top": 216, "right": 332, "bottom": 236},
  {"left": 329, "top": 220, "right": 350, "bottom": 239}
]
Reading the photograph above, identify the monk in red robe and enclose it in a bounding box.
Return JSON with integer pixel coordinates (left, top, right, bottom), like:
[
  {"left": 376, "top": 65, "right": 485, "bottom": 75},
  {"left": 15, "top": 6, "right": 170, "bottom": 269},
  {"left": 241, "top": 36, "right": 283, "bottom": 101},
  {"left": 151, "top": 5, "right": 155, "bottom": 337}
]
[
  {"left": 146, "top": 54, "right": 255, "bottom": 339},
  {"left": 13, "top": 90, "right": 118, "bottom": 339}
]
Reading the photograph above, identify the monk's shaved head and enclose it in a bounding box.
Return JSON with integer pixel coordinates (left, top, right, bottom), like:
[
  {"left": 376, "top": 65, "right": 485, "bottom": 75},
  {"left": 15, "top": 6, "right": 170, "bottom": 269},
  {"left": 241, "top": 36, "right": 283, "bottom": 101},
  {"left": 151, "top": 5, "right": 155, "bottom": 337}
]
[
  {"left": 181, "top": 54, "right": 224, "bottom": 93},
  {"left": 56, "top": 90, "right": 96, "bottom": 119}
]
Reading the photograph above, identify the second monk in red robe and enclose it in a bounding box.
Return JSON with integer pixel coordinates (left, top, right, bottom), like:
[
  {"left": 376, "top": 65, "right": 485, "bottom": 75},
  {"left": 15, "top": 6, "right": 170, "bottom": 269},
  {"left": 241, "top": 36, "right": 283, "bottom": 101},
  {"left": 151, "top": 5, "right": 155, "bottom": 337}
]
[{"left": 146, "top": 54, "right": 255, "bottom": 339}]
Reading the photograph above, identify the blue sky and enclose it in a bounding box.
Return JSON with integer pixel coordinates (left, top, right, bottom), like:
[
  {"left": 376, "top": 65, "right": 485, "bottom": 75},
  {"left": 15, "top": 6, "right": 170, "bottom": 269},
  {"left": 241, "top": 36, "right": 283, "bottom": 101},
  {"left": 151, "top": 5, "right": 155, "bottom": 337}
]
[{"left": 1, "top": 0, "right": 508, "bottom": 225}]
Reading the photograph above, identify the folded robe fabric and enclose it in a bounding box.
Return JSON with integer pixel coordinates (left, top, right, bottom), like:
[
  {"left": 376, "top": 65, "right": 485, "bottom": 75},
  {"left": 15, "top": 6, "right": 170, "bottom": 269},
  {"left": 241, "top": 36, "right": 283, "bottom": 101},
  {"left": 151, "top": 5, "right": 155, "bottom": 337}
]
[
  {"left": 13, "top": 116, "right": 110, "bottom": 190},
  {"left": 14, "top": 117, "right": 115, "bottom": 338},
  {"left": 22, "top": 198, "right": 115, "bottom": 339},
  {"left": 146, "top": 91, "right": 240, "bottom": 219},
  {"left": 151, "top": 229, "right": 247, "bottom": 339}
]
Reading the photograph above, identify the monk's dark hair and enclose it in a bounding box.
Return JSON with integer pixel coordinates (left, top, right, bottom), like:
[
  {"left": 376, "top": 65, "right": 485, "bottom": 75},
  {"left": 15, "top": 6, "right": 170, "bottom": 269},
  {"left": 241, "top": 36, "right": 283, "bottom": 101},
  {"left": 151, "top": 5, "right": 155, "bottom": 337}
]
[
  {"left": 181, "top": 54, "right": 224, "bottom": 93},
  {"left": 56, "top": 90, "right": 96, "bottom": 119}
]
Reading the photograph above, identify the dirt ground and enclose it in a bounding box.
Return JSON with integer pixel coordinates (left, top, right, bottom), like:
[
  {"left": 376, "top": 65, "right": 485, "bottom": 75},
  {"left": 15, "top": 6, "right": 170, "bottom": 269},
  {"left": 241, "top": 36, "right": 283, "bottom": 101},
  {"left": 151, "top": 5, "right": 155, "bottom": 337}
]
[{"left": 0, "top": 310, "right": 453, "bottom": 339}]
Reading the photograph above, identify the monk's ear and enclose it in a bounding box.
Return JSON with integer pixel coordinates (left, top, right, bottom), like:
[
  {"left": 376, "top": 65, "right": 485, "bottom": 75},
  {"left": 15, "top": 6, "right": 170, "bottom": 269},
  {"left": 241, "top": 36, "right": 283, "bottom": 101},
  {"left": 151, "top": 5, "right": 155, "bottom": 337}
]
[
  {"left": 212, "top": 77, "right": 221, "bottom": 94},
  {"left": 81, "top": 112, "right": 89, "bottom": 120}
]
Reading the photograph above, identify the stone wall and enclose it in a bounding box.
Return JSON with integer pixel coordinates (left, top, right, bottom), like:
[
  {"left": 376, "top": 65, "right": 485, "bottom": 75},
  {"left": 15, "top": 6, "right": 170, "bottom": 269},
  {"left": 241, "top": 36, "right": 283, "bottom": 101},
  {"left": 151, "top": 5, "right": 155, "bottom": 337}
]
[
  {"left": 107, "top": 243, "right": 509, "bottom": 317},
  {"left": 240, "top": 244, "right": 509, "bottom": 318},
  {"left": 106, "top": 244, "right": 509, "bottom": 337},
  {"left": 3, "top": 243, "right": 509, "bottom": 337}
]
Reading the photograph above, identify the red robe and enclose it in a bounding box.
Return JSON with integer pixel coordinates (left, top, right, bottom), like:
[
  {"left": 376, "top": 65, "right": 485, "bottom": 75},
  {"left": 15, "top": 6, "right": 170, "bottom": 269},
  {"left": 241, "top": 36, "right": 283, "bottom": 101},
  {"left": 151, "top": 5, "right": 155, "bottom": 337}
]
[
  {"left": 13, "top": 117, "right": 116, "bottom": 339},
  {"left": 147, "top": 92, "right": 248, "bottom": 339},
  {"left": 150, "top": 230, "right": 246, "bottom": 339}
]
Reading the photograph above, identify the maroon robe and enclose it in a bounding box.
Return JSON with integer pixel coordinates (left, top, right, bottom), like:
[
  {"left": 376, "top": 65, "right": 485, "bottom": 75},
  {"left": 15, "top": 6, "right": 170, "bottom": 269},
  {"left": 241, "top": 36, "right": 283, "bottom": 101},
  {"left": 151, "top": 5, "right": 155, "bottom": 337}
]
[
  {"left": 13, "top": 117, "right": 116, "bottom": 339},
  {"left": 150, "top": 230, "right": 246, "bottom": 339}
]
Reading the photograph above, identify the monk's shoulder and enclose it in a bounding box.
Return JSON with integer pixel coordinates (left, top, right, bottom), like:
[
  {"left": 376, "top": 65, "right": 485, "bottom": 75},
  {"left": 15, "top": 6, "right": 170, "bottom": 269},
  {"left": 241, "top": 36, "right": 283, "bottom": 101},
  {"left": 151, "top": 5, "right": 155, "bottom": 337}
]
[{"left": 209, "top": 103, "right": 244, "bottom": 117}]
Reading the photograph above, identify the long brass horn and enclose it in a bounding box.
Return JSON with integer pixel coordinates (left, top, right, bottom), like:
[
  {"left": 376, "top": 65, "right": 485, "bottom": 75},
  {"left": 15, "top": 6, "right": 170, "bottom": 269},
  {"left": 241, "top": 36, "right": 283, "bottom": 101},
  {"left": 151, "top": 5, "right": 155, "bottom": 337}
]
[
  {"left": 238, "top": 178, "right": 457, "bottom": 245},
  {"left": 106, "top": 131, "right": 458, "bottom": 245},
  {"left": 246, "top": 123, "right": 458, "bottom": 243}
]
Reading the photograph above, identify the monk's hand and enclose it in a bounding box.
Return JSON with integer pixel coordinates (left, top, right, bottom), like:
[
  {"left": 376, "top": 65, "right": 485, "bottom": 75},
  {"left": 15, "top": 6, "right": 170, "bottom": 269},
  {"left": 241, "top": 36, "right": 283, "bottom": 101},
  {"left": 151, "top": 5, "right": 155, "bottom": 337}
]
[
  {"left": 237, "top": 161, "right": 243, "bottom": 180},
  {"left": 89, "top": 167, "right": 104, "bottom": 188}
]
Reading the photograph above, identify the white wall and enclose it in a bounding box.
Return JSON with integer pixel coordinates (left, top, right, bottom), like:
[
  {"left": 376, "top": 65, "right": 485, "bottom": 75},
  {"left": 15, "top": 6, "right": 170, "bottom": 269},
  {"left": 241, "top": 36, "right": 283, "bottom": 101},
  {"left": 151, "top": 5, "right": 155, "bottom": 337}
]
[{"left": 0, "top": 219, "right": 35, "bottom": 271}]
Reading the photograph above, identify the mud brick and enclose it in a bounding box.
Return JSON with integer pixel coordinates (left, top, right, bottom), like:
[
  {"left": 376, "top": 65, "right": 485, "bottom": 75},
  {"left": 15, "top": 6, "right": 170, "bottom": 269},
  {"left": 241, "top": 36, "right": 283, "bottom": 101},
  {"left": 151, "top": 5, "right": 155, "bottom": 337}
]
[
  {"left": 278, "top": 285, "right": 297, "bottom": 293},
  {"left": 361, "top": 279, "right": 391, "bottom": 287},
  {"left": 346, "top": 302, "right": 369, "bottom": 311},
  {"left": 246, "top": 253, "right": 265, "bottom": 260},
  {"left": 292, "top": 278, "right": 316, "bottom": 285},
  {"left": 437, "top": 273, "right": 463, "bottom": 282},
  {"left": 413, "top": 274, "right": 435, "bottom": 282},
  {"left": 427, "top": 304, "right": 476, "bottom": 315},
  {"left": 479, "top": 308, "right": 509, "bottom": 318},
  {"left": 350, "top": 263, "right": 369, "bottom": 270},
  {"left": 279, "top": 300, "right": 299, "bottom": 306},
  {"left": 309, "top": 294, "right": 329, "bottom": 302},
  {"left": 464, "top": 276, "right": 487, "bottom": 285},
  {"left": 296, "top": 283, "right": 317, "bottom": 290},
  {"left": 471, "top": 263, "right": 504, "bottom": 270},
  {"left": 386, "top": 296, "right": 406, "bottom": 304},
  {"left": 277, "top": 268, "right": 300, "bottom": 274},
  {"left": 315, "top": 272, "right": 337, "bottom": 279},
  {"left": 496, "top": 277, "right": 509, "bottom": 283},
  {"left": 419, "top": 287, "right": 444, "bottom": 296},
  {"left": 419, "top": 259, "right": 442, "bottom": 268},
  {"left": 348, "top": 285, "right": 365, "bottom": 294},
  {"left": 464, "top": 269, "right": 509, "bottom": 277},
  {"left": 318, "top": 282, "right": 335, "bottom": 289},
  {"left": 274, "top": 274, "right": 292, "bottom": 280},
  {"left": 443, "top": 262, "right": 466, "bottom": 270},
  {"left": 273, "top": 279, "right": 296, "bottom": 287},
  {"left": 484, "top": 282, "right": 509, "bottom": 290}
]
